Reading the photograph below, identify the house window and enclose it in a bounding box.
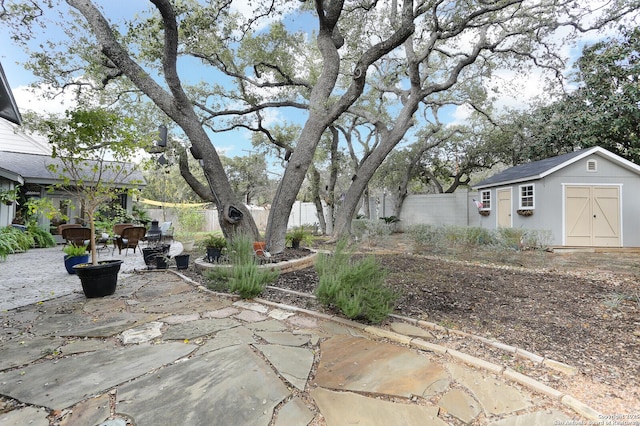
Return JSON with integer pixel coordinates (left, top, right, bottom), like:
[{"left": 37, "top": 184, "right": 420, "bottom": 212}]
[
  {"left": 480, "top": 190, "right": 491, "bottom": 210},
  {"left": 519, "top": 184, "right": 534, "bottom": 209},
  {"left": 586, "top": 159, "right": 597, "bottom": 172}
]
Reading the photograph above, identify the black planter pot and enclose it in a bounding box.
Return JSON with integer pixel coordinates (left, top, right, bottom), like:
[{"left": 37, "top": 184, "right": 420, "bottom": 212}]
[
  {"left": 73, "top": 260, "right": 123, "bottom": 298},
  {"left": 143, "top": 247, "right": 162, "bottom": 265},
  {"left": 64, "top": 254, "right": 90, "bottom": 274},
  {"left": 206, "top": 246, "right": 222, "bottom": 263},
  {"left": 174, "top": 254, "right": 190, "bottom": 270},
  {"left": 153, "top": 254, "right": 169, "bottom": 270}
]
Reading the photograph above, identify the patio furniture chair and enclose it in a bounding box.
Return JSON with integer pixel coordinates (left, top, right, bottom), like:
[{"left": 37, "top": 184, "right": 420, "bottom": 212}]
[
  {"left": 115, "top": 226, "right": 146, "bottom": 255},
  {"left": 57, "top": 223, "right": 82, "bottom": 234},
  {"left": 113, "top": 223, "right": 135, "bottom": 237},
  {"left": 61, "top": 227, "right": 91, "bottom": 249},
  {"left": 57, "top": 224, "right": 83, "bottom": 245}
]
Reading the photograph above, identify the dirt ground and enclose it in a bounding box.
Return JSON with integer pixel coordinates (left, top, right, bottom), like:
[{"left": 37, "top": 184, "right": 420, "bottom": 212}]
[{"left": 190, "top": 235, "right": 640, "bottom": 414}]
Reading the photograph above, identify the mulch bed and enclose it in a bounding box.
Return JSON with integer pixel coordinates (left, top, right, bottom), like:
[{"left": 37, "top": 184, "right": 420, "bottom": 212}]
[{"left": 184, "top": 243, "right": 640, "bottom": 411}]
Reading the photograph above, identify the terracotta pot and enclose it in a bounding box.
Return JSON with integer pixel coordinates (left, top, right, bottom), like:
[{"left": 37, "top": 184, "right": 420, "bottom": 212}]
[{"left": 253, "top": 241, "right": 266, "bottom": 256}]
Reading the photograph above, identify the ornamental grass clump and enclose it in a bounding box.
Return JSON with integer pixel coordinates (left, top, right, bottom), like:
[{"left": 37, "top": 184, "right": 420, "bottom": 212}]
[
  {"left": 0, "top": 226, "right": 34, "bottom": 260},
  {"left": 315, "top": 239, "right": 397, "bottom": 324},
  {"left": 205, "top": 234, "right": 278, "bottom": 299}
]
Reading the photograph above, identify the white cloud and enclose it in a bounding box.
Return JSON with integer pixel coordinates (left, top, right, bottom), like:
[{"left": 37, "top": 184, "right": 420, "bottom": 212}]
[{"left": 12, "top": 84, "right": 77, "bottom": 116}]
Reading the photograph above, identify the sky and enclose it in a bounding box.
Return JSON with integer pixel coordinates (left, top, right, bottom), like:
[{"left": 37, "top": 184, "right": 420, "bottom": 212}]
[
  {"left": 0, "top": 1, "right": 625, "bottom": 163},
  {"left": 0, "top": 0, "right": 306, "bottom": 164}
]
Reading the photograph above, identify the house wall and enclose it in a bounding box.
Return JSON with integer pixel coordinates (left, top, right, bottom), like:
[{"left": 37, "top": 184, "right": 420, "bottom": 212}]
[
  {"left": 477, "top": 153, "right": 640, "bottom": 247},
  {"left": 0, "top": 178, "right": 16, "bottom": 228}
]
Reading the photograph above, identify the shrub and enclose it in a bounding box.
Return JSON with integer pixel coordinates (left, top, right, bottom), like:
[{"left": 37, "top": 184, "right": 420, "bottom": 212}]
[
  {"left": 407, "top": 224, "right": 553, "bottom": 264},
  {"left": 205, "top": 234, "right": 278, "bottom": 299},
  {"left": 351, "top": 219, "right": 394, "bottom": 246},
  {"left": 63, "top": 244, "right": 88, "bottom": 257},
  {"left": 0, "top": 226, "right": 35, "bottom": 260},
  {"left": 286, "top": 225, "right": 313, "bottom": 248},
  {"left": 315, "top": 239, "right": 397, "bottom": 323},
  {"left": 202, "top": 233, "right": 227, "bottom": 249},
  {"left": 27, "top": 224, "right": 56, "bottom": 248},
  {"left": 495, "top": 227, "right": 525, "bottom": 250}
]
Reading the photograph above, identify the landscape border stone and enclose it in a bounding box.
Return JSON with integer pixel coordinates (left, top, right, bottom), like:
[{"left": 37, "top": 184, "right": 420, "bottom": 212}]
[
  {"left": 194, "top": 249, "right": 318, "bottom": 274},
  {"left": 176, "top": 262, "right": 601, "bottom": 421}
]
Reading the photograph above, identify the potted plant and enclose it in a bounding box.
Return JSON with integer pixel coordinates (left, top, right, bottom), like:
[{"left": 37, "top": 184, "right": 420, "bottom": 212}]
[
  {"left": 38, "top": 107, "right": 149, "bottom": 297},
  {"left": 176, "top": 207, "right": 204, "bottom": 251},
  {"left": 286, "top": 225, "right": 313, "bottom": 249},
  {"left": 62, "top": 243, "right": 89, "bottom": 274},
  {"left": 203, "top": 233, "right": 227, "bottom": 262}
]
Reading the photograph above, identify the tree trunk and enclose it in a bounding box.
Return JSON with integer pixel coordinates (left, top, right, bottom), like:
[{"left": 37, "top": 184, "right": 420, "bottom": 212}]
[
  {"left": 332, "top": 99, "right": 419, "bottom": 237},
  {"left": 309, "top": 165, "right": 327, "bottom": 234},
  {"left": 266, "top": 119, "right": 328, "bottom": 252},
  {"left": 68, "top": 0, "right": 259, "bottom": 242}
]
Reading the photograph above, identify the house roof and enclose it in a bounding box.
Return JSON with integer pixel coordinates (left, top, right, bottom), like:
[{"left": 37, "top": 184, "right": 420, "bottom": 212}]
[
  {"left": 473, "top": 146, "right": 640, "bottom": 189},
  {"left": 0, "top": 150, "right": 145, "bottom": 187},
  {"left": 0, "top": 118, "right": 52, "bottom": 155},
  {"left": 0, "top": 62, "right": 22, "bottom": 126}
]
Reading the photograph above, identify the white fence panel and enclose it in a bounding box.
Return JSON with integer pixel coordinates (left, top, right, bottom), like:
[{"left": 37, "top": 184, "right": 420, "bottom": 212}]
[{"left": 144, "top": 190, "right": 482, "bottom": 235}]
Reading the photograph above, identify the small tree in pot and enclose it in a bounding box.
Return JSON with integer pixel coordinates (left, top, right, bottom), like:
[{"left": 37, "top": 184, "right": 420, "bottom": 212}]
[
  {"left": 176, "top": 206, "right": 204, "bottom": 251},
  {"left": 37, "top": 108, "right": 149, "bottom": 297}
]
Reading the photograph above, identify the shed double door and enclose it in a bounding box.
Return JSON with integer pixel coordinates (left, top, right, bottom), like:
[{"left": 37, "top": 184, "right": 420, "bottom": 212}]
[{"left": 565, "top": 185, "right": 620, "bottom": 247}]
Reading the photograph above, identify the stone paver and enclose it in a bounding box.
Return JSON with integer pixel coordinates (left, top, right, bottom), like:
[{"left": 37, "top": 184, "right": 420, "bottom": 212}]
[
  {"left": 447, "top": 363, "right": 532, "bottom": 416},
  {"left": 120, "top": 321, "right": 163, "bottom": 344},
  {"left": 116, "top": 345, "right": 289, "bottom": 426},
  {"left": 315, "top": 335, "right": 450, "bottom": 397},
  {"left": 274, "top": 397, "right": 314, "bottom": 426},
  {"left": 311, "top": 388, "right": 447, "bottom": 426},
  {"left": 59, "top": 394, "right": 111, "bottom": 426},
  {"left": 255, "top": 331, "right": 310, "bottom": 346},
  {"left": 439, "top": 389, "right": 482, "bottom": 423},
  {"left": 0, "top": 247, "right": 595, "bottom": 425},
  {"left": 0, "top": 336, "right": 63, "bottom": 370},
  {"left": 198, "top": 326, "right": 256, "bottom": 353},
  {"left": 0, "top": 406, "right": 49, "bottom": 426},
  {"left": 390, "top": 321, "right": 434, "bottom": 339},
  {"left": 162, "top": 317, "right": 239, "bottom": 340},
  {"left": 255, "top": 344, "right": 314, "bottom": 390},
  {"left": 487, "top": 410, "right": 572, "bottom": 425},
  {"left": 1, "top": 343, "right": 196, "bottom": 410}
]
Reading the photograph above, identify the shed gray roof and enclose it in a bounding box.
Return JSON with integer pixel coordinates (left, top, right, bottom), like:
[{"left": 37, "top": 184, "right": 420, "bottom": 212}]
[
  {"left": 473, "top": 146, "right": 640, "bottom": 189},
  {"left": 0, "top": 150, "right": 145, "bottom": 186}
]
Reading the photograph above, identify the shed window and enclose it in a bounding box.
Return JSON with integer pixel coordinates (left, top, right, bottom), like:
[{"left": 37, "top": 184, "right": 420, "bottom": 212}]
[
  {"left": 586, "top": 159, "right": 597, "bottom": 172},
  {"left": 519, "top": 184, "right": 535, "bottom": 209},
  {"left": 480, "top": 190, "right": 491, "bottom": 210}
]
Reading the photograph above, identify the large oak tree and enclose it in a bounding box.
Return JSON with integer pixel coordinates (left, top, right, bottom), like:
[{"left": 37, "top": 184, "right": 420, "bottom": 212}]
[{"left": 3, "top": 0, "right": 638, "bottom": 251}]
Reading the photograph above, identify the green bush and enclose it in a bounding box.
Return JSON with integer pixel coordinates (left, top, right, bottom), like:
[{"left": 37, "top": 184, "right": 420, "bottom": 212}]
[
  {"left": 407, "top": 224, "right": 552, "bottom": 261},
  {"left": 315, "top": 239, "right": 397, "bottom": 323},
  {"left": 27, "top": 224, "right": 56, "bottom": 248},
  {"left": 63, "top": 244, "right": 88, "bottom": 257},
  {"left": 205, "top": 234, "right": 278, "bottom": 299},
  {"left": 0, "top": 226, "right": 36, "bottom": 260}
]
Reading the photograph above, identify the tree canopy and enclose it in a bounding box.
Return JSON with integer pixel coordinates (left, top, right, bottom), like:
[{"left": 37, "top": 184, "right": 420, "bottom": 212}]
[{"left": 2, "top": 0, "right": 639, "bottom": 251}]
